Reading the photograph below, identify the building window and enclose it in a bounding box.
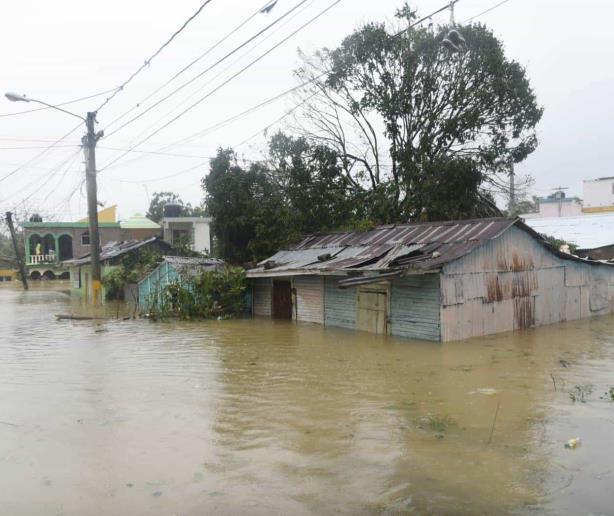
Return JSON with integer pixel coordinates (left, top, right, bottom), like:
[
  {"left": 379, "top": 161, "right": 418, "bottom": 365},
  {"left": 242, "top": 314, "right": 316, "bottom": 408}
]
[{"left": 81, "top": 232, "right": 90, "bottom": 246}]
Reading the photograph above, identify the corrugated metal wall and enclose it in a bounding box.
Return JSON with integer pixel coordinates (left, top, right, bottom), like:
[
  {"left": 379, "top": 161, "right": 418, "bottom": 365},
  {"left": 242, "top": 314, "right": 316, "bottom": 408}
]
[
  {"left": 390, "top": 274, "right": 441, "bottom": 341},
  {"left": 252, "top": 278, "right": 272, "bottom": 317},
  {"left": 294, "top": 276, "right": 324, "bottom": 324},
  {"left": 138, "top": 262, "right": 179, "bottom": 310},
  {"left": 324, "top": 277, "right": 357, "bottom": 329},
  {"left": 441, "top": 225, "right": 614, "bottom": 341}
]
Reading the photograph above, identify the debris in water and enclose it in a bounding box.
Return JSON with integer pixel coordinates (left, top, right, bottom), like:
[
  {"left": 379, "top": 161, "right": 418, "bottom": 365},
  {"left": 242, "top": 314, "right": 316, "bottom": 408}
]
[
  {"left": 559, "top": 359, "right": 571, "bottom": 368},
  {"left": 564, "top": 438, "right": 581, "bottom": 449},
  {"left": 152, "top": 491, "right": 163, "bottom": 497},
  {"left": 477, "top": 388, "right": 497, "bottom": 395}
]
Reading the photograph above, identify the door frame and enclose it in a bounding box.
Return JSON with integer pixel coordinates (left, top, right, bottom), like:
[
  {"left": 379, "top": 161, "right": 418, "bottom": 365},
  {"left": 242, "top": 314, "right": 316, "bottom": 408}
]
[{"left": 356, "top": 281, "right": 391, "bottom": 335}]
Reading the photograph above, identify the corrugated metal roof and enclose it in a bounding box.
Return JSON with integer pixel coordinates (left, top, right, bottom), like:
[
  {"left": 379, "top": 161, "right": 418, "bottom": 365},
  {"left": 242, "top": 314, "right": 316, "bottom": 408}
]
[
  {"left": 248, "top": 218, "right": 517, "bottom": 277},
  {"left": 64, "top": 237, "right": 169, "bottom": 266},
  {"left": 164, "top": 256, "right": 225, "bottom": 278},
  {"left": 523, "top": 213, "right": 614, "bottom": 249}
]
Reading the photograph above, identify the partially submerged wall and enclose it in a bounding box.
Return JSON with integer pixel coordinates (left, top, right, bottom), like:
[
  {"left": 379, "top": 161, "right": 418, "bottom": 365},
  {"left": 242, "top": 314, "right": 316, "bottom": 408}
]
[
  {"left": 440, "top": 225, "right": 614, "bottom": 341},
  {"left": 252, "top": 278, "right": 272, "bottom": 317},
  {"left": 390, "top": 274, "right": 441, "bottom": 341}
]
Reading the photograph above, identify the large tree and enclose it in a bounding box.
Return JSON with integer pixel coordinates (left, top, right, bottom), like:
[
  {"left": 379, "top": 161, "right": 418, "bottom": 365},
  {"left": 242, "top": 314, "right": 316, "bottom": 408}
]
[
  {"left": 293, "top": 3, "right": 542, "bottom": 221},
  {"left": 146, "top": 191, "right": 205, "bottom": 223}
]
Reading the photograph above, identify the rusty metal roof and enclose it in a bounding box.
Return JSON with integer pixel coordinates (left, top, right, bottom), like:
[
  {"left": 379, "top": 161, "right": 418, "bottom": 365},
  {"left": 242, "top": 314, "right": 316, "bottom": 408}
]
[
  {"left": 248, "top": 218, "right": 518, "bottom": 277},
  {"left": 64, "top": 236, "right": 171, "bottom": 266}
]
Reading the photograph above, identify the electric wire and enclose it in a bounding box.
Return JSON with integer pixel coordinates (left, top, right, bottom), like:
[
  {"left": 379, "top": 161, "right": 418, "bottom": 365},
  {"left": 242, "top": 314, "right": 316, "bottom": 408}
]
[
  {"left": 102, "top": 0, "right": 278, "bottom": 132},
  {"left": 0, "top": 89, "right": 115, "bottom": 118},
  {"left": 465, "top": 0, "right": 511, "bottom": 22},
  {"left": 99, "top": 0, "right": 342, "bottom": 172},
  {"left": 128, "top": 0, "right": 316, "bottom": 145},
  {"left": 0, "top": 123, "right": 82, "bottom": 184},
  {"left": 98, "top": 75, "right": 326, "bottom": 173},
  {"left": 95, "top": 0, "right": 216, "bottom": 113},
  {"left": 102, "top": 0, "right": 312, "bottom": 140}
]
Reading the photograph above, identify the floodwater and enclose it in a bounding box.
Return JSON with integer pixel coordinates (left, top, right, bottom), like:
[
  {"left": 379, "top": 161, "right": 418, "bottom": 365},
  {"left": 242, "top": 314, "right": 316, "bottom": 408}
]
[{"left": 1, "top": 284, "right": 613, "bottom": 516}]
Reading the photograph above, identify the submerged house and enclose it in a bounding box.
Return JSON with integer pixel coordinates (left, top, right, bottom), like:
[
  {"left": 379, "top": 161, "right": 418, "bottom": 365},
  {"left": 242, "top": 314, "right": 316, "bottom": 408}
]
[
  {"left": 138, "top": 256, "right": 225, "bottom": 311},
  {"left": 64, "top": 236, "right": 171, "bottom": 301},
  {"left": 247, "top": 217, "right": 614, "bottom": 342}
]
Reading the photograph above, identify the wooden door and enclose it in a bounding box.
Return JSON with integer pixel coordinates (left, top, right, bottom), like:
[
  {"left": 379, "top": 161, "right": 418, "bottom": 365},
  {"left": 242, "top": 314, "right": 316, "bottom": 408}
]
[
  {"left": 357, "top": 286, "right": 388, "bottom": 334},
  {"left": 273, "top": 280, "right": 293, "bottom": 319}
]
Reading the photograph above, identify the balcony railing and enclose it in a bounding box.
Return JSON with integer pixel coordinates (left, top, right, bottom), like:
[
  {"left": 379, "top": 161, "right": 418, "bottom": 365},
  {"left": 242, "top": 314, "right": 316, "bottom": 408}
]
[{"left": 29, "top": 254, "right": 56, "bottom": 265}]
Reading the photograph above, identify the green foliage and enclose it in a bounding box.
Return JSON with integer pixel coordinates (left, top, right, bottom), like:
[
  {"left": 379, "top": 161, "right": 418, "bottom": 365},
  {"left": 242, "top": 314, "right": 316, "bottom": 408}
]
[
  {"left": 540, "top": 233, "right": 578, "bottom": 254},
  {"left": 146, "top": 191, "right": 206, "bottom": 223},
  {"left": 202, "top": 4, "right": 543, "bottom": 260},
  {"left": 102, "top": 248, "right": 163, "bottom": 300},
  {"left": 149, "top": 266, "right": 246, "bottom": 319},
  {"left": 294, "top": 4, "right": 542, "bottom": 221}
]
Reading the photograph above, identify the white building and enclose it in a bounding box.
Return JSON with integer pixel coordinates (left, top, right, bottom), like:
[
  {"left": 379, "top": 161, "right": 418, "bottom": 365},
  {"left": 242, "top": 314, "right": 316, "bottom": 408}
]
[
  {"left": 583, "top": 177, "right": 614, "bottom": 213},
  {"left": 161, "top": 217, "right": 212, "bottom": 254},
  {"left": 534, "top": 192, "right": 583, "bottom": 218}
]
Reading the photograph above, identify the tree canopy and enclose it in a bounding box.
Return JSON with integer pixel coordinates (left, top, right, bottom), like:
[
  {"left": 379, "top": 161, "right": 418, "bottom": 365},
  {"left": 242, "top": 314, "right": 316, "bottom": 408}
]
[
  {"left": 293, "top": 4, "right": 542, "bottom": 221},
  {"left": 146, "top": 191, "right": 205, "bottom": 223},
  {"left": 202, "top": 4, "right": 542, "bottom": 262}
]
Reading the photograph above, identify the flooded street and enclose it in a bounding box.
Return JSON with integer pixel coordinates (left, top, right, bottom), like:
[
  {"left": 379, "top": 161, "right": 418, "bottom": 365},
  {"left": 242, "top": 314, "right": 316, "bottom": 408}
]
[{"left": 1, "top": 284, "right": 613, "bottom": 515}]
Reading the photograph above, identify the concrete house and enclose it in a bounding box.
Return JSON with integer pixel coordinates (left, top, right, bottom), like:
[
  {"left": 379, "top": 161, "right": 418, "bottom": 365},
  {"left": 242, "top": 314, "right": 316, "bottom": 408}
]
[
  {"left": 64, "top": 236, "right": 171, "bottom": 302},
  {"left": 247, "top": 218, "right": 614, "bottom": 342},
  {"left": 22, "top": 206, "right": 160, "bottom": 280}
]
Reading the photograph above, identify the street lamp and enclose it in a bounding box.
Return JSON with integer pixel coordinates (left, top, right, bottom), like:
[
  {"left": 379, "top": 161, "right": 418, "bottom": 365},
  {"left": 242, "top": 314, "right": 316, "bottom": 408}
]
[
  {"left": 5, "top": 91, "right": 103, "bottom": 304},
  {"left": 5, "top": 92, "right": 85, "bottom": 121}
]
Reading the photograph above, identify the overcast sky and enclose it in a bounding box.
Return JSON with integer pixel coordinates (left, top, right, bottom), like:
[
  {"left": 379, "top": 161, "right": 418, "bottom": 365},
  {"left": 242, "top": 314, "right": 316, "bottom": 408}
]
[{"left": 1, "top": 0, "right": 613, "bottom": 222}]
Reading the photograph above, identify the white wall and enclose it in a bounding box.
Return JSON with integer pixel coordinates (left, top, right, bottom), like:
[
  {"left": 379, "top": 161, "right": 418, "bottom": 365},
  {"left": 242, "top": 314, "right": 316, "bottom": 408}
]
[
  {"left": 193, "top": 221, "right": 211, "bottom": 254},
  {"left": 583, "top": 177, "right": 614, "bottom": 211},
  {"left": 538, "top": 199, "right": 583, "bottom": 217}
]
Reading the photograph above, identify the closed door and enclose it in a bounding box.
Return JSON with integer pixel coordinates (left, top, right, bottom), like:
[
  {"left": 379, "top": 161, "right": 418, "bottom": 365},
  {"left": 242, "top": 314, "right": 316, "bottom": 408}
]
[
  {"left": 357, "top": 287, "right": 388, "bottom": 334},
  {"left": 273, "top": 280, "right": 293, "bottom": 319}
]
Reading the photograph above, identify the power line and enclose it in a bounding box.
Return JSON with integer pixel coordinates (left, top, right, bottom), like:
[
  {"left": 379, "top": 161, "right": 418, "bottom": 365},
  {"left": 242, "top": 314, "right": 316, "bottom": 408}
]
[
  {"left": 103, "top": 0, "right": 312, "bottom": 140},
  {"left": 95, "top": 0, "right": 217, "bottom": 113},
  {"left": 0, "top": 89, "right": 115, "bottom": 118},
  {"left": 0, "top": 123, "right": 82, "bottom": 184},
  {"left": 128, "top": 0, "right": 316, "bottom": 145},
  {"left": 99, "top": 0, "right": 342, "bottom": 172},
  {"left": 3, "top": 148, "right": 83, "bottom": 210},
  {"left": 393, "top": 0, "right": 460, "bottom": 37},
  {"left": 464, "top": 0, "right": 511, "bottom": 23},
  {"left": 103, "top": 0, "right": 278, "bottom": 133}
]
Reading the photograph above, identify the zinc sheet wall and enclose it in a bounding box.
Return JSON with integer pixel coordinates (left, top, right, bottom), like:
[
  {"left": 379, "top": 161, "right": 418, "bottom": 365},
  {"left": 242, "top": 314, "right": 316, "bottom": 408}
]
[
  {"left": 294, "top": 276, "right": 324, "bottom": 324},
  {"left": 138, "top": 262, "right": 179, "bottom": 310},
  {"left": 324, "top": 277, "right": 357, "bottom": 329},
  {"left": 441, "top": 225, "right": 614, "bottom": 341},
  {"left": 252, "top": 278, "right": 272, "bottom": 317},
  {"left": 390, "top": 274, "right": 441, "bottom": 341}
]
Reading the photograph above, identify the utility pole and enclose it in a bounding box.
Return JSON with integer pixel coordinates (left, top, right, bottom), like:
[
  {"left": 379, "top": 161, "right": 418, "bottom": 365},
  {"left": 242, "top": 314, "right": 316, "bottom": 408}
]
[
  {"left": 82, "top": 112, "right": 104, "bottom": 304},
  {"left": 5, "top": 211, "right": 28, "bottom": 290},
  {"left": 508, "top": 165, "right": 515, "bottom": 216},
  {"left": 552, "top": 186, "right": 568, "bottom": 218}
]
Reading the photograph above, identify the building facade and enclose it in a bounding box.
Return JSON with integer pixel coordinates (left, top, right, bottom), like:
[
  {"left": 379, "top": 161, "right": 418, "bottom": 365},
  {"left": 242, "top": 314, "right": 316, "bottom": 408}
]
[
  {"left": 583, "top": 177, "right": 614, "bottom": 213},
  {"left": 248, "top": 218, "right": 614, "bottom": 342},
  {"left": 161, "top": 217, "right": 212, "bottom": 254},
  {"left": 22, "top": 209, "right": 160, "bottom": 280}
]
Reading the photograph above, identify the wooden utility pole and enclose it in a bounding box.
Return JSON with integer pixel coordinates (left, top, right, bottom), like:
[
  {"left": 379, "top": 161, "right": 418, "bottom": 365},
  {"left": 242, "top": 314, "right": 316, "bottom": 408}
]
[
  {"left": 5, "top": 211, "right": 28, "bottom": 290},
  {"left": 508, "top": 166, "right": 516, "bottom": 215},
  {"left": 82, "top": 112, "right": 103, "bottom": 304}
]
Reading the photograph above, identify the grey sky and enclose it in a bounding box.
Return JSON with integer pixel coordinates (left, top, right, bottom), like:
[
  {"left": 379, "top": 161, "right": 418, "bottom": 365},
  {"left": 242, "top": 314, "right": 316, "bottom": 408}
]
[{"left": 1, "top": 0, "right": 612, "bottom": 221}]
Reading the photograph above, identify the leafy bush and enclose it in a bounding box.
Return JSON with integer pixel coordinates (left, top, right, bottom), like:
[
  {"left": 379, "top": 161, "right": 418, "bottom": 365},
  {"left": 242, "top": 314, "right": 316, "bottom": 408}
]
[{"left": 149, "top": 266, "right": 246, "bottom": 319}]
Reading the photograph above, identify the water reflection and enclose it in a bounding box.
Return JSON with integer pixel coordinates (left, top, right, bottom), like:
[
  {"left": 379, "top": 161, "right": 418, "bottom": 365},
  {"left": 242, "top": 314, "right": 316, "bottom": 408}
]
[{"left": 1, "top": 284, "right": 613, "bottom": 515}]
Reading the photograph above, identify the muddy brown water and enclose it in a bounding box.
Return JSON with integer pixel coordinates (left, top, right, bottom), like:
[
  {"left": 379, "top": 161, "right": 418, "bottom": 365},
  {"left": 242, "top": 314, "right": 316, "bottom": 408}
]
[{"left": 1, "top": 283, "right": 613, "bottom": 515}]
